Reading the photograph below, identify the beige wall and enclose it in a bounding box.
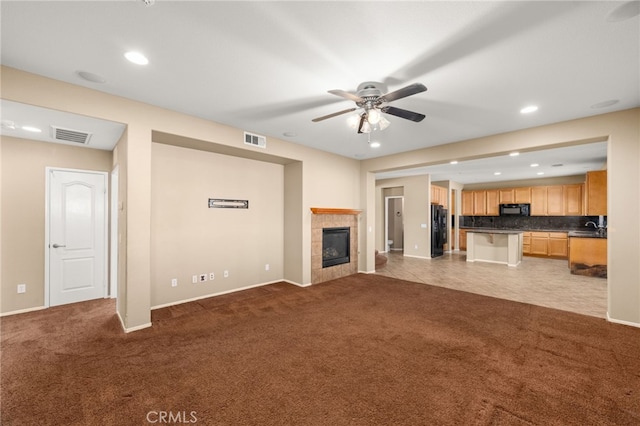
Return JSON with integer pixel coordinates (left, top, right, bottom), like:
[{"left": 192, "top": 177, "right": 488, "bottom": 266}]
[
  {"left": 150, "top": 143, "right": 284, "bottom": 307},
  {"left": 2, "top": 65, "right": 638, "bottom": 328},
  {"left": 0, "top": 136, "right": 112, "bottom": 313},
  {"left": 363, "top": 108, "right": 640, "bottom": 326},
  {"left": 1, "top": 66, "right": 361, "bottom": 329}
]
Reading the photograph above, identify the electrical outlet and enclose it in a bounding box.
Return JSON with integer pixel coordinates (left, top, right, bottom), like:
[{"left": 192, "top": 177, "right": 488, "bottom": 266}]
[
  {"left": 209, "top": 272, "right": 215, "bottom": 280},
  {"left": 17, "top": 284, "right": 26, "bottom": 294},
  {"left": 199, "top": 274, "right": 207, "bottom": 282},
  {"left": 223, "top": 270, "right": 229, "bottom": 278},
  {"left": 192, "top": 275, "right": 198, "bottom": 284},
  {"left": 171, "top": 278, "right": 178, "bottom": 287},
  {"left": 265, "top": 264, "right": 270, "bottom": 271}
]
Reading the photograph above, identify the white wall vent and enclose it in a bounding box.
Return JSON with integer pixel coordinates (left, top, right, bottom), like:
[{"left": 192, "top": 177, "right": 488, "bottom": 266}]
[
  {"left": 244, "top": 131, "right": 266, "bottom": 149},
  {"left": 51, "top": 126, "right": 92, "bottom": 145}
]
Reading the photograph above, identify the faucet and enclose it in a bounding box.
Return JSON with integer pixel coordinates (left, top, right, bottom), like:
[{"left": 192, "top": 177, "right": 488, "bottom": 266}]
[{"left": 585, "top": 220, "right": 606, "bottom": 235}]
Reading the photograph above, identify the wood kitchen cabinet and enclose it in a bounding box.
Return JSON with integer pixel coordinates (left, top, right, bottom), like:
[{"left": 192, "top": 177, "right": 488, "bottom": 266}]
[
  {"left": 461, "top": 190, "right": 488, "bottom": 215},
  {"left": 564, "top": 184, "right": 583, "bottom": 216},
  {"left": 499, "top": 189, "right": 514, "bottom": 204},
  {"left": 461, "top": 191, "right": 474, "bottom": 216},
  {"left": 530, "top": 185, "right": 583, "bottom": 216},
  {"left": 526, "top": 231, "right": 568, "bottom": 258},
  {"left": 548, "top": 232, "right": 569, "bottom": 257},
  {"left": 430, "top": 185, "right": 448, "bottom": 208},
  {"left": 486, "top": 190, "right": 499, "bottom": 216},
  {"left": 530, "top": 186, "right": 547, "bottom": 216},
  {"left": 529, "top": 232, "right": 549, "bottom": 256},
  {"left": 585, "top": 170, "right": 607, "bottom": 215},
  {"left": 514, "top": 187, "right": 532, "bottom": 203},
  {"left": 522, "top": 232, "right": 531, "bottom": 254},
  {"left": 473, "top": 191, "right": 486, "bottom": 215},
  {"left": 546, "top": 186, "right": 564, "bottom": 216},
  {"left": 459, "top": 229, "right": 467, "bottom": 251}
]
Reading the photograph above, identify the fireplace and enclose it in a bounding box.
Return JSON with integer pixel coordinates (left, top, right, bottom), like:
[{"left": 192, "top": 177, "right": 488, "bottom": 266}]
[{"left": 322, "top": 227, "right": 350, "bottom": 268}]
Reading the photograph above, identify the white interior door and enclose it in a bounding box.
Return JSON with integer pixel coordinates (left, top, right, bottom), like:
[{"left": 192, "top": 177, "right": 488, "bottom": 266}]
[{"left": 48, "top": 169, "right": 107, "bottom": 306}]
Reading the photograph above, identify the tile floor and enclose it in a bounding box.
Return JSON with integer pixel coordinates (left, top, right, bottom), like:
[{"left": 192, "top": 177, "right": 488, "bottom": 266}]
[{"left": 375, "top": 251, "right": 608, "bottom": 318}]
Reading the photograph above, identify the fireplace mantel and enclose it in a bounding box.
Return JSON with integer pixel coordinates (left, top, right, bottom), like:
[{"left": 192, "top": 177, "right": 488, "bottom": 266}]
[{"left": 310, "top": 207, "right": 362, "bottom": 215}]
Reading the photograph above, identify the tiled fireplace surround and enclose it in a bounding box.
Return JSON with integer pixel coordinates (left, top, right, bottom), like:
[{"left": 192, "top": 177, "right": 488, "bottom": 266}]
[{"left": 311, "top": 208, "right": 360, "bottom": 284}]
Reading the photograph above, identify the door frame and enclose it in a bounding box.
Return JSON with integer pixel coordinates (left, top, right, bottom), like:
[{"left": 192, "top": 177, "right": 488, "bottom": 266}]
[
  {"left": 110, "top": 166, "right": 119, "bottom": 298},
  {"left": 384, "top": 196, "right": 404, "bottom": 253},
  {"left": 44, "top": 167, "right": 109, "bottom": 307}
]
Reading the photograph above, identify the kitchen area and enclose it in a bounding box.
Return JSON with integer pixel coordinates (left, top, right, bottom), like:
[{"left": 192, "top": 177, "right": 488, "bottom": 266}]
[{"left": 458, "top": 170, "right": 607, "bottom": 278}]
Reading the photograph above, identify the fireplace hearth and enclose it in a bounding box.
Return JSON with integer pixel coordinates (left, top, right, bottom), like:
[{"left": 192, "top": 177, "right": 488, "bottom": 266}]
[{"left": 322, "top": 227, "right": 350, "bottom": 268}]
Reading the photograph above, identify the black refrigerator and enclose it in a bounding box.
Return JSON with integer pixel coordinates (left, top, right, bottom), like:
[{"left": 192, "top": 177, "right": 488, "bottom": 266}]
[{"left": 431, "top": 204, "right": 447, "bottom": 257}]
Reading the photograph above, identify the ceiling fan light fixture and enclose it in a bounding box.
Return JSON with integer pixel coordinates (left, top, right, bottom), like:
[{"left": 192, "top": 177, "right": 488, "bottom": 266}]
[
  {"left": 367, "top": 108, "right": 381, "bottom": 124},
  {"left": 361, "top": 120, "right": 372, "bottom": 134},
  {"left": 347, "top": 114, "right": 360, "bottom": 129},
  {"left": 378, "top": 116, "right": 390, "bottom": 131}
]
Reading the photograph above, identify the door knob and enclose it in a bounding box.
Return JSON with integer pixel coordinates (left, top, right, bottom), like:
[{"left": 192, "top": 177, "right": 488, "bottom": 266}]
[{"left": 52, "top": 243, "right": 66, "bottom": 248}]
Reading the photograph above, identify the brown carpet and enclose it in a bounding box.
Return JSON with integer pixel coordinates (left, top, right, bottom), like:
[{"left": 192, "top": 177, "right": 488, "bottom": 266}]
[{"left": 2, "top": 274, "right": 639, "bottom": 425}]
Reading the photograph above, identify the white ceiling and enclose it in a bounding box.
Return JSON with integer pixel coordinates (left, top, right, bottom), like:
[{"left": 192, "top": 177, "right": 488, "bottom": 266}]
[{"left": 0, "top": 1, "right": 637, "bottom": 183}]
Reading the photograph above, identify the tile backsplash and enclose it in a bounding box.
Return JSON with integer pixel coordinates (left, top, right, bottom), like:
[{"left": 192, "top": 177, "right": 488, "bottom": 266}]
[{"left": 460, "top": 215, "right": 606, "bottom": 231}]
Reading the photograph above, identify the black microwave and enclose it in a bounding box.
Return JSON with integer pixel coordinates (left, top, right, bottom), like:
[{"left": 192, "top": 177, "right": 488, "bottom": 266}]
[{"left": 499, "top": 203, "right": 530, "bottom": 216}]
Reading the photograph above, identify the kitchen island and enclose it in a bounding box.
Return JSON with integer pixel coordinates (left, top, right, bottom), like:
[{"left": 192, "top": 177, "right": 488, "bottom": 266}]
[{"left": 466, "top": 229, "right": 524, "bottom": 267}]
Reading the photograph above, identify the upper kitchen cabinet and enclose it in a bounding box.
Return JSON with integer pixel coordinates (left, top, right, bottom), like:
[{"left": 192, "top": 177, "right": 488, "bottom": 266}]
[
  {"left": 513, "top": 187, "right": 532, "bottom": 204},
  {"left": 585, "top": 170, "right": 607, "bottom": 215},
  {"left": 486, "top": 190, "right": 499, "bottom": 216},
  {"left": 564, "top": 184, "right": 583, "bottom": 216},
  {"left": 431, "top": 185, "right": 448, "bottom": 208},
  {"left": 531, "top": 184, "right": 583, "bottom": 216}
]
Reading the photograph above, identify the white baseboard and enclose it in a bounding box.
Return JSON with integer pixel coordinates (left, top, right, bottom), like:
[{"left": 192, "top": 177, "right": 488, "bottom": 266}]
[
  {"left": 403, "top": 254, "right": 431, "bottom": 260},
  {"left": 284, "top": 280, "right": 311, "bottom": 288},
  {"left": 0, "top": 305, "right": 46, "bottom": 317},
  {"left": 151, "top": 280, "right": 288, "bottom": 310},
  {"left": 607, "top": 312, "right": 640, "bottom": 328}
]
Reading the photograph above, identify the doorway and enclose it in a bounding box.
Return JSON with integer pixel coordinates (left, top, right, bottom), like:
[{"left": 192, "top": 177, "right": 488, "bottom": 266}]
[
  {"left": 385, "top": 196, "right": 404, "bottom": 253},
  {"left": 46, "top": 168, "right": 108, "bottom": 307}
]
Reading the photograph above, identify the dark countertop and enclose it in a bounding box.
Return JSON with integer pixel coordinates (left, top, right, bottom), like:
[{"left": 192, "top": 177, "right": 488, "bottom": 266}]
[
  {"left": 465, "top": 229, "right": 524, "bottom": 234},
  {"left": 460, "top": 227, "right": 607, "bottom": 239},
  {"left": 567, "top": 230, "right": 607, "bottom": 239}
]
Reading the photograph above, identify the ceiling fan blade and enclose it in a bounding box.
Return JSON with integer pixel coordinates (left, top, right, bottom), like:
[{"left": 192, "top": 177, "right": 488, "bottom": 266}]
[
  {"left": 311, "top": 107, "right": 356, "bottom": 122},
  {"left": 357, "top": 114, "right": 366, "bottom": 134},
  {"left": 381, "top": 106, "right": 426, "bottom": 122},
  {"left": 378, "top": 83, "right": 427, "bottom": 103},
  {"left": 328, "top": 89, "right": 363, "bottom": 103}
]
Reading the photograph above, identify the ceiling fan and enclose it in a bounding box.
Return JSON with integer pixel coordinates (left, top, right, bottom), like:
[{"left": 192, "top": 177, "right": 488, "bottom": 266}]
[{"left": 312, "top": 81, "right": 427, "bottom": 134}]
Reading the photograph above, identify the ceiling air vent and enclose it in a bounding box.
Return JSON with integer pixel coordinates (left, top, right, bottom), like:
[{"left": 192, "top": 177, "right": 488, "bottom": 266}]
[
  {"left": 244, "top": 131, "right": 266, "bottom": 149},
  {"left": 50, "top": 125, "right": 92, "bottom": 145}
]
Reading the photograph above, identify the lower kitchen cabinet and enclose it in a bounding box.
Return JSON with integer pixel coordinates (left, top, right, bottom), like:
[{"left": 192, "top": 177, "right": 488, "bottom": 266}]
[
  {"left": 459, "top": 229, "right": 467, "bottom": 251},
  {"left": 548, "top": 232, "right": 569, "bottom": 257},
  {"left": 527, "top": 231, "right": 568, "bottom": 259},
  {"left": 530, "top": 232, "right": 549, "bottom": 256}
]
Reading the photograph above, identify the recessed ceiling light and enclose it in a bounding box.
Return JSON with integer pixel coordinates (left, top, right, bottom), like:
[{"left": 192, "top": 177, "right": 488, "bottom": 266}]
[
  {"left": 520, "top": 105, "right": 538, "bottom": 114},
  {"left": 494, "top": 172, "right": 501, "bottom": 176},
  {"left": 370, "top": 141, "right": 381, "bottom": 148},
  {"left": 1, "top": 120, "right": 16, "bottom": 130},
  {"left": 509, "top": 152, "right": 520, "bottom": 157},
  {"left": 530, "top": 163, "right": 539, "bottom": 167},
  {"left": 537, "top": 172, "right": 545, "bottom": 176},
  {"left": 125, "top": 51, "right": 149, "bottom": 65},
  {"left": 22, "top": 125, "right": 42, "bottom": 133},
  {"left": 590, "top": 99, "right": 619, "bottom": 109},
  {"left": 76, "top": 70, "right": 106, "bottom": 84},
  {"left": 450, "top": 160, "right": 458, "bottom": 165}
]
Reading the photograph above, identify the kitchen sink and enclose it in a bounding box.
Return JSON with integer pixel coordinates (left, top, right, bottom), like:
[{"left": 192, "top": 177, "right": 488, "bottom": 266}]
[{"left": 568, "top": 230, "right": 607, "bottom": 238}]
